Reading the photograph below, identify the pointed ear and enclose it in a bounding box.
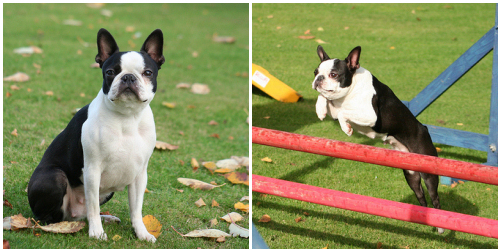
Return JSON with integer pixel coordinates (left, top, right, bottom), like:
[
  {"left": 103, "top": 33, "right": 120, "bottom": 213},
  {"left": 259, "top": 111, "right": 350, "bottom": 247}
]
[
  {"left": 95, "top": 28, "right": 119, "bottom": 68},
  {"left": 141, "top": 29, "right": 165, "bottom": 69},
  {"left": 317, "top": 45, "right": 330, "bottom": 62},
  {"left": 345, "top": 46, "right": 361, "bottom": 71}
]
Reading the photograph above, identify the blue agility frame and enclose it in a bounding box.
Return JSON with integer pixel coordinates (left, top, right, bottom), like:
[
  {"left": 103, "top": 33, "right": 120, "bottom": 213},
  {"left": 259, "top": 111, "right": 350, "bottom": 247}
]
[{"left": 401, "top": 7, "right": 498, "bottom": 184}]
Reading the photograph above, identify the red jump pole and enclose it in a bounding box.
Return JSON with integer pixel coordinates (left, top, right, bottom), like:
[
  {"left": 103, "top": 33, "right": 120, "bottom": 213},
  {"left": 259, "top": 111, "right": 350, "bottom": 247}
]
[
  {"left": 252, "top": 127, "right": 498, "bottom": 185},
  {"left": 253, "top": 175, "right": 498, "bottom": 238}
]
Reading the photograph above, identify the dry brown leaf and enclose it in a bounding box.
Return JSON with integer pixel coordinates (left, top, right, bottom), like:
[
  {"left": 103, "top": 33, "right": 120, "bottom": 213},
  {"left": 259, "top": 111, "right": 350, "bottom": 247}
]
[
  {"left": 234, "top": 202, "right": 249, "bottom": 213},
  {"left": 304, "top": 29, "right": 311, "bottom": 34},
  {"left": 261, "top": 157, "right": 272, "bottom": 163},
  {"left": 143, "top": 215, "right": 161, "bottom": 238},
  {"left": 4, "top": 72, "right": 29, "bottom": 82},
  {"left": 208, "top": 120, "right": 218, "bottom": 126},
  {"left": 3, "top": 200, "right": 13, "bottom": 209},
  {"left": 216, "top": 236, "right": 226, "bottom": 242},
  {"left": 202, "top": 162, "right": 217, "bottom": 174},
  {"left": 195, "top": 198, "right": 206, "bottom": 207},
  {"left": 295, "top": 217, "right": 304, "bottom": 223},
  {"left": 176, "top": 189, "right": 184, "bottom": 193},
  {"left": 209, "top": 218, "right": 218, "bottom": 227},
  {"left": 210, "top": 133, "right": 220, "bottom": 139},
  {"left": 177, "top": 178, "right": 226, "bottom": 190},
  {"left": 377, "top": 242, "right": 383, "bottom": 249},
  {"left": 183, "top": 229, "right": 231, "bottom": 238},
  {"left": 258, "top": 214, "right": 271, "bottom": 223},
  {"left": 3, "top": 240, "right": 9, "bottom": 249},
  {"left": 162, "top": 102, "right": 176, "bottom": 108},
  {"left": 191, "top": 158, "right": 200, "bottom": 170},
  {"left": 229, "top": 223, "right": 249, "bottom": 238},
  {"left": 11, "top": 129, "right": 18, "bottom": 137},
  {"left": 216, "top": 159, "right": 240, "bottom": 170},
  {"left": 45, "top": 91, "right": 54, "bottom": 96},
  {"left": 211, "top": 199, "right": 219, "bottom": 207},
  {"left": 297, "top": 35, "right": 315, "bottom": 40},
  {"left": 176, "top": 83, "right": 191, "bottom": 89},
  {"left": 214, "top": 168, "right": 233, "bottom": 173},
  {"left": 224, "top": 172, "right": 249, "bottom": 185},
  {"left": 6, "top": 92, "right": 12, "bottom": 98},
  {"left": 220, "top": 212, "right": 243, "bottom": 223},
  {"left": 10, "top": 85, "right": 20, "bottom": 91},
  {"left": 155, "top": 141, "right": 179, "bottom": 151},
  {"left": 38, "top": 221, "right": 86, "bottom": 233},
  {"left": 212, "top": 34, "right": 236, "bottom": 44},
  {"left": 191, "top": 83, "right": 210, "bottom": 94}
]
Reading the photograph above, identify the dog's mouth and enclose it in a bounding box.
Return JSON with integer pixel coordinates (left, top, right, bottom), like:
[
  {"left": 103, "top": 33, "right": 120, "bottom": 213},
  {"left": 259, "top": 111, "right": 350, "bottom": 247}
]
[{"left": 111, "top": 85, "right": 148, "bottom": 103}]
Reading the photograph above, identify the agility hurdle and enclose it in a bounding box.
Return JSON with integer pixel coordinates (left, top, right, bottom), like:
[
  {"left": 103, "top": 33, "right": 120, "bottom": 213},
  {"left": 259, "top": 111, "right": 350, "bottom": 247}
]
[
  {"left": 252, "top": 126, "right": 498, "bottom": 238},
  {"left": 253, "top": 127, "right": 498, "bottom": 185},
  {"left": 253, "top": 175, "right": 498, "bottom": 238}
]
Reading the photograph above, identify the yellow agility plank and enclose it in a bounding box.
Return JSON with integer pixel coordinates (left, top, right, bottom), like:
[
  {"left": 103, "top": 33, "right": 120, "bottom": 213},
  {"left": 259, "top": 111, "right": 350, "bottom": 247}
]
[{"left": 252, "top": 63, "right": 302, "bottom": 103}]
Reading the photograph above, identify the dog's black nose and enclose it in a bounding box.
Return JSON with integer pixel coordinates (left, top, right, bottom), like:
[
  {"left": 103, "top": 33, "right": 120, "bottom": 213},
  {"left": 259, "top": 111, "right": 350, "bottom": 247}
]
[
  {"left": 121, "top": 74, "right": 137, "bottom": 84},
  {"left": 314, "top": 75, "right": 325, "bottom": 89}
]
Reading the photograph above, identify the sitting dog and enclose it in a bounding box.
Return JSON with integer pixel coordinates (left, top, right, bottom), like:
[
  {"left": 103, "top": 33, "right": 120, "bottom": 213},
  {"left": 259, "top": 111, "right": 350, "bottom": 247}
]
[
  {"left": 27, "top": 28, "right": 165, "bottom": 242},
  {"left": 312, "top": 45, "right": 444, "bottom": 234}
]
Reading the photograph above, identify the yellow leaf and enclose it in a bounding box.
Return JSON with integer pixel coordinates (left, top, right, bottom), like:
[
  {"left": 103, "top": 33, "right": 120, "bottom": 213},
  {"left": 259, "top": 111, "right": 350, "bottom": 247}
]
[
  {"left": 224, "top": 172, "right": 249, "bottom": 185},
  {"left": 191, "top": 158, "right": 199, "bottom": 169},
  {"left": 214, "top": 168, "right": 233, "bottom": 173},
  {"left": 162, "top": 102, "right": 176, "bottom": 108},
  {"left": 315, "top": 39, "right": 327, "bottom": 44},
  {"left": 155, "top": 141, "right": 179, "bottom": 150},
  {"left": 11, "top": 129, "right": 18, "bottom": 137},
  {"left": 202, "top": 162, "right": 217, "bottom": 174},
  {"left": 258, "top": 214, "right": 271, "bottom": 223},
  {"left": 261, "top": 157, "right": 272, "bottom": 163},
  {"left": 112, "top": 235, "right": 122, "bottom": 241},
  {"left": 142, "top": 215, "right": 162, "bottom": 239},
  {"left": 234, "top": 202, "right": 249, "bottom": 213}
]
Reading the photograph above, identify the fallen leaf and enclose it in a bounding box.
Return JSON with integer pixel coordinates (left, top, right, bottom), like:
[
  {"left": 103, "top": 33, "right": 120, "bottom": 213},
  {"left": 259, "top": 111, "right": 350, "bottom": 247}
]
[
  {"left": 297, "top": 35, "right": 315, "bottom": 40},
  {"left": 6, "top": 214, "right": 32, "bottom": 230},
  {"left": 390, "top": 46, "right": 395, "bottom": 50},
  {"left": 224, "top": 172, "right": 249, "bottom": 185},
  {"left": 263, "top": 116, "right": 270, "bottom": 119},
  {"left": 258, "top": 214, "right": 271, "bottom": 223},
  {"left": 458, "top": 180, "right": 465, "bottom": 184},
  {"left": 191, "top": 83, "right": 210, "bottom": 94},
  {"left": 229, "top": 223, "right": 249, "bottom": 238},
  {"left": 457, "top": 123, "right": 464, "bottom": 126},
  {"left": 210, "top": 181, "right": 218, "bottom": 185},
  {"left": 4, "top": 72, "right": 29, "bottom": 82},
  {"left": 317, "top": 27, "right": 324, "bottom": 31},
  {"left": 316, "top": 39, "right": 327, "bottom": 44},
  {"left": 344, "top": 26, "right": 350, "bottom": 30},
  {"left": 231, "top": 156, "right": 249, "bottom": 167},
  {"left": 37, "top": 221, "right": 86, "bottom": 233},
  {"left": 11, "top": 129, "right": 18, "bottom": 137},
  {"left": 176, "top": 189, "right": 184, "bottom": 193},
  {"left": 191, "top": 158, "right": 200, "bottom": 171},
  {"left": 142, "top": 215, "right": 161, "bottom": 238},
  {"left": 6, "top": 92, "right": 11, "bottom": 98},
  {"left": 216, "top": 236, "right": 226, "bottom": 242},
  {"left": 210, "top": 133, "right": 220, "bottom": 139},
  {"left": 179, "top": 159, "right": 185, "bottom": 165},
  {"left": 176, "top": 83, "right": 191, "bottom": 89},
  {"left": 45, "top": 91, "right": 54, "bottom": 96},
  {"left": 221, "top": 212, "right": 243, "bottom": 223},
  {"left": 322, "top": 244, "right": 329, "bottom": 249},
  {"left": 100, "top": 9, "right": 112, "bottom": 17},
  {"left": 62, "top": 19, "right": 82, "bottom": 26},
  {"left": 3, "top": 200, "right": 13, "bottom": 209},
  {"left": 210, "top": 218, "right": 218, "bottom": 227},
  {"left": 155, "top": 141, "right": 179, "bottom": 150},
  {"left": 267, "top": 15, "right": 273, "bottom": 18},
  {"left": 295, "top": 217, "right": 304, "bottom": 223},
  {"left": 211, "top": 199, "right": 219, "bottom": 207},
  {"left": 86, "top": 3, "right": 105, "bottom": 8},
  {"left": 240, "top": 196, "right": 249, "bottom": 202},
  {"left": 216, "top": 159, "right": 240, "bottom": 170},
  {"left": 177, "top": 178, "right": 226, "bottom": 190},
  {"left": 125, "top": 26, "right": 135, "bottom": 32},
  {"left": 261, "top": 157, "right": 272, "bottom": 163},
  {"left": 214, "top": 168, "right": 233, "bottom": 173},
  {"left": 183, "top": 229, "right": 231, "bottom": 238},
  {"left": 195, "top": 198, "right": 206, "bottom": 207},
  {"left": 162, "top": 102, "right": 176, "bottom": 108},
  {"left": 234, "top": 202, "right": 249, "bottom": 213},
  {"left": 112, "top": 234, "right": 122, "bottom": 241},
  {"left": 304, "top": 29, "right": 310, "bottom": 34},
  {"left": 13, "top": 46, "right": 43, "bottom": 55},
  {"left": 377, "top": 242, "right": 382, "bottom": 249},
  {"left": 3, "top": 240, "right": 9, "bottom": 249},
  {"left": 187, "top": 105, "right": 196, "bottom": 109},
  {"left": 436, "top": 147, "right": 442, "bottom": 153},
  {"left": 212, "top": 34, "right": 236, "bottom": 44},
  {"left": 202, "top": 162, "right": 217, "bottom": 174},
  {"left": 303, "top": 211, "right": 310, "bottom": 216},
  {"left": 208, "top": 120, "right": 218, "bottom": 125}
]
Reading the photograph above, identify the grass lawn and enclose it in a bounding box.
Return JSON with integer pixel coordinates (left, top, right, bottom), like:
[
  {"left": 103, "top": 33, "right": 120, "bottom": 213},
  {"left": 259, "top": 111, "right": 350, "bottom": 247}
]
[
  {"left": 252, "top": 3, "right": 497, "bottom": 249},
  {"left": 3, "top": 3, "right": 249, "bottom": 249}
]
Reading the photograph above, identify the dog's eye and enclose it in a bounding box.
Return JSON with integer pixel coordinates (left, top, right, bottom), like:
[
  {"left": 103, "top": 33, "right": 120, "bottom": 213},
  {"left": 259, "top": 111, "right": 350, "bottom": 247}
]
[
  {"left": 329, "top": 73, "right": 338, "bottom": 78},
  {"left": 105, "top": 70, "right": 115, "bottom": 76},
  {"left": 143, "top": 70, "right": 153, "bottom": 77}
]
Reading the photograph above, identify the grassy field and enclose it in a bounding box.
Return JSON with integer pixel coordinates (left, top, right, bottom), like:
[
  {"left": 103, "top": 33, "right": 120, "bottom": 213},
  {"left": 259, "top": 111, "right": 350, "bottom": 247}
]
[
  {"left": 3, "top": 3, "right": 249, "bottom": 249},
  {"left": 252, "top": 3, "right": 497, "bottom": 249}
]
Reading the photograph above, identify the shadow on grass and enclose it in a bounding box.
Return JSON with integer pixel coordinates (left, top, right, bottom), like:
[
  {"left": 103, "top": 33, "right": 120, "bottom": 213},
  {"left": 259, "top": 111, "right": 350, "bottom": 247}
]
[
  {"left": 253, "top": 199, "right": 496, "bottom": 249},
  {"left": 277, "top": 157, "right": 336, "bottom": 184}
]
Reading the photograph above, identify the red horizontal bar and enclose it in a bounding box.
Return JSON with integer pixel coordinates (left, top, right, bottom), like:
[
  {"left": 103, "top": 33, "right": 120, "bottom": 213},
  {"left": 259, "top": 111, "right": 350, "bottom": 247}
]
[
  {"left": 253, "top": 175, "right": 498, "bottom": 238},
  {"left": 252, "top": 127, "right": 498, "bottom": 185}
]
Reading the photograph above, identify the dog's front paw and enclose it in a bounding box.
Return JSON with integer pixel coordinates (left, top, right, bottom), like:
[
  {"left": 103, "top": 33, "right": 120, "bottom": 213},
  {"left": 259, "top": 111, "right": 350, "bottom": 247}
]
[
  {"left": 137, "top": 230, "right": 157, "bottom": 243},
  {"left": 316, "top": 99, "right": 328, "bottom": 121},
  {"left": 89, "top": 229, "right": 108, "bottom": 241}
]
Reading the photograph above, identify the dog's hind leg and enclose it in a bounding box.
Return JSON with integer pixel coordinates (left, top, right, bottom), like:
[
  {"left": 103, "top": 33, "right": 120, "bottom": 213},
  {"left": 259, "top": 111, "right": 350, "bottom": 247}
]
[
  {"left": 28, "top": 167, "right": 67, "bottom": 224},
  {"left": 403, "top": 170, "right": 428, "bottom": 207},
  {"left": 421, "top": 172, "right": 445, "bottom": 234}
]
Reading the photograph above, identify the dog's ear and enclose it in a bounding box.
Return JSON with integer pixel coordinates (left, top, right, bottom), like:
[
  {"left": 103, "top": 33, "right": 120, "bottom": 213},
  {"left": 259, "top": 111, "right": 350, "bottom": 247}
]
[
  {"left": 317, "top": 45, "right": 330, "bottom": 62},
  {"left": 346, "top": 46, "right": 361, "bottom": 71},
  {"left": 95, "top": 28, "right": 119, "bottom": 68},
  {"left": 141, "top": 29, "right": 165, "bottom": 69}
]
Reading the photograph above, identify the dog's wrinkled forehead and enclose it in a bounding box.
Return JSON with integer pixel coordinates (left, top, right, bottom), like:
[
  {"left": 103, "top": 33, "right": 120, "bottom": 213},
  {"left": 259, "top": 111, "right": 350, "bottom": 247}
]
[
  {"left": 120, "top": 52, "right": 145, "bottom": 72},
  {"left": 317, "top": 58, "right": 349, "bottom": 75}
]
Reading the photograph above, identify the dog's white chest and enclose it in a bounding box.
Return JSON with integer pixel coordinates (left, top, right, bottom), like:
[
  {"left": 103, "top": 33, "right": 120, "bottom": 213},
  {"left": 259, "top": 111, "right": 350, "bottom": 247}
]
[{"left": 81, "top": 91, "right": 156, "bottom": 194}]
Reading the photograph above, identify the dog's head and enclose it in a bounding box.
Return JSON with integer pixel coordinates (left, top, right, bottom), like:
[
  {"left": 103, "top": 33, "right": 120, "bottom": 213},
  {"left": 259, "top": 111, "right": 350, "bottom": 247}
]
[
  {"left": 312, "top": 46, "right": 361, "bottom": 100},
  {"left": 95, "top": 28, "right": 165, "bottom": 107}
]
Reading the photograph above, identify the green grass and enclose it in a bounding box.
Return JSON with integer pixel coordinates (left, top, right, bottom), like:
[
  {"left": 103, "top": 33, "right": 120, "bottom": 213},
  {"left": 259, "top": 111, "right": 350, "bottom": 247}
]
[
  {"left": 252, "top": 3, "right": 497, "bottom": 249},
  {"left": 3, "top": 3, "right": 249, "bottom": 249}
]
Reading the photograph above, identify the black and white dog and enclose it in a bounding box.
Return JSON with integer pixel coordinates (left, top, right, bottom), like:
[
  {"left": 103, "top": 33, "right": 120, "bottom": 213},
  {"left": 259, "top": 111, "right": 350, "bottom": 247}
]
[
  {"left": 28, "top": 28, "right": 165, "bottom": 242},
  {"left": 312, "top": 45, "right": 444, "bottom": 234}
]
